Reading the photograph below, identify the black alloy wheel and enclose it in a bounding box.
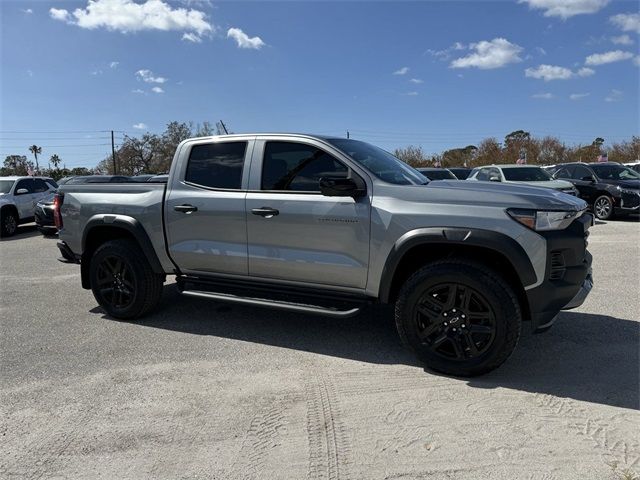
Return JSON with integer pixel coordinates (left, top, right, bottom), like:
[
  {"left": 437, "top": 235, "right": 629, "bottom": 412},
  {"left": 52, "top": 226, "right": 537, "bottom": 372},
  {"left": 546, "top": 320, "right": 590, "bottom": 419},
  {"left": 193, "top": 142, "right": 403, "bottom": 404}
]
[{"left": 413, "top": 283, "right": 496, "bottom": 361}]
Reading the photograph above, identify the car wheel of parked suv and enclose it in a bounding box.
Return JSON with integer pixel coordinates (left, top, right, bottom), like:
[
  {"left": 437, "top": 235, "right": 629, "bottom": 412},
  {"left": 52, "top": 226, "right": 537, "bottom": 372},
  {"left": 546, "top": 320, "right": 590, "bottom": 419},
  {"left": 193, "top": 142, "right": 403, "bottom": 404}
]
[
  {"left": 89, "top": 239, "right": 164, "bottom": 319},
  {"left": 1, "top": 208, "right": 18, "bottom": 237},
  {"left": 394, "top": 259, "right": 521, "bottom": 377},
  {"left": 593, "top": 195, "right": 614, "bottom": 220}
]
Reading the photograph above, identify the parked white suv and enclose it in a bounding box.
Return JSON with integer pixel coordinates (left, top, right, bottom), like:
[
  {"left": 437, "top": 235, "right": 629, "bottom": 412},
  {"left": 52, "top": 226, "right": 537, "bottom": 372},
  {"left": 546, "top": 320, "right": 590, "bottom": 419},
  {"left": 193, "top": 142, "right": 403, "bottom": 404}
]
[
  {"left": 0, "top": 176, "right": 57, "bottom": 237},
  {"left": 467, "top": 165, "right": 578, "bottom": 196}
]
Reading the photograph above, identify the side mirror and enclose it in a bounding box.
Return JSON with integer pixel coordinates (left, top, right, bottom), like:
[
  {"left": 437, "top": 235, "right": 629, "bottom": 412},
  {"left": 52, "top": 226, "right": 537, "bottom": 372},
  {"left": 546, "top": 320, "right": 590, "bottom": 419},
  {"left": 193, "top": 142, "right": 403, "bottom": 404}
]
[
  {"left": 15, "top": 188, "right": 30, "bottom": 195},
  {"left": 581, "top": 175, "right": 595, "bottom": 183},
  {"left": 489, "top": 176, "right": 501, "bottom": 182},
  {"left": 319, "top": 176, "right": 366, "bottom": 198}
]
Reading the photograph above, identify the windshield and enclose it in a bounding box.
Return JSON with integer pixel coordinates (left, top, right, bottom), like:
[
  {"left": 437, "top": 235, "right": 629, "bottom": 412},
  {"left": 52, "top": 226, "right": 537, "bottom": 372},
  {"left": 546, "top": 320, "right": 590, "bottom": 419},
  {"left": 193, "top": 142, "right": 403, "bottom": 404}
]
[
  {"left": 327, "top": 138, "right": 427, "bottom": 185},
  {"left": 418, "top": 169, "right": 456, "bottom": 180},
  {"left": 502, "top": 167, "right": 551, "bottom": 181},
  {"left": 0, "top": 180, "right": 15, "bottom": 194},
  {"left": 591, "top": 164, "right": 640, "bottom": 181}
]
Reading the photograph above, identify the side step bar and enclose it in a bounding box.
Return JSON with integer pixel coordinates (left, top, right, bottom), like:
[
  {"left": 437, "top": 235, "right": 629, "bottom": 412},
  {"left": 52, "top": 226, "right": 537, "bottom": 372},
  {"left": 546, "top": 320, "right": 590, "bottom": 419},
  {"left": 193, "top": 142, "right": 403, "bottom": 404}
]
[{"left": 180, "top": 289, "right": 362, "bottom": 318}]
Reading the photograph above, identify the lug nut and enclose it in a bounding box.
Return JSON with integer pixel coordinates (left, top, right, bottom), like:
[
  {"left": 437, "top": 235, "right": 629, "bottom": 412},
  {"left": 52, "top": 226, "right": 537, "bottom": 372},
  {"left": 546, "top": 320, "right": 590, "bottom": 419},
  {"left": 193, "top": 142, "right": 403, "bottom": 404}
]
[
  {"left": 444, "top": 322, "right": 448, "bottom": 326},
  {"left": 452, "top": 309, "right": 456, "bottom": 312},
  {"left": 462, "top": 324, "right": 466, "bottom": 328},
  {"left": 461, "top": 314, "right": 466, "bottom": 318},
  {"left": 443, "top": 312, "right": 448, "bottom": 317},
  {"left": 452, "top": 328, "right": 456, "bottom": 332}
]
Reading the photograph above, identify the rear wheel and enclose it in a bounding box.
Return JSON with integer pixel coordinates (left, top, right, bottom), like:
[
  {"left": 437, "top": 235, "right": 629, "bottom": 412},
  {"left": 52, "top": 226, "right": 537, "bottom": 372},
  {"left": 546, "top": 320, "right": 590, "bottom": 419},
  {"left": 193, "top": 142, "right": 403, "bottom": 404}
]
[
  {"left": 90, "top": 239, "right": 164, "bottom": 319},
  {"left": 1, "top": 209, "right": 18, "bottom": 237},
  {"left": 395, "top": 260, "right": 521, "bottom": 376},
  {"left": 593, "top": 195, "right": 614, "bottom": 220}
]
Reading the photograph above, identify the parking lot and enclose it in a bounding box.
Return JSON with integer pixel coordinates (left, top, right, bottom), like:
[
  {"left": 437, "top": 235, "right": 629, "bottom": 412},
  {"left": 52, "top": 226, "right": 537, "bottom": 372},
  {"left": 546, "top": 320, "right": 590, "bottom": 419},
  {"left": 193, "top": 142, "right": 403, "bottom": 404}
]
[{"left": 1, "top": 218, "right": 638, "bottom": 480}]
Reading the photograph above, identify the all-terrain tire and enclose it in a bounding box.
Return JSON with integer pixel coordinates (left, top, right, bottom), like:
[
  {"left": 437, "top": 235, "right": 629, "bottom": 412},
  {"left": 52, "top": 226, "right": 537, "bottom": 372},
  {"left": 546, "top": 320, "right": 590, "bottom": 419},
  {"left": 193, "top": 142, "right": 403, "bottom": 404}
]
[
  {"left": 395, "top": 259, "right": 521, "bottom": 376},
  {"left": 90, "top": 239, "right": 164, "bottom": 319}
]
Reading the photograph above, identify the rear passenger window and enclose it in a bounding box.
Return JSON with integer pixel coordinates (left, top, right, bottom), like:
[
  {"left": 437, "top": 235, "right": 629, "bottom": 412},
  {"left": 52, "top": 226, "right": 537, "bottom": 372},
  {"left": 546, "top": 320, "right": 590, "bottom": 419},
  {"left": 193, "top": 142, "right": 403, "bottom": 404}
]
[
  {"left": 476, "top": 169, "right": 489, "bottom": 181},
  {"left": 33, "top": 179, "right": 49, "bottom": 192},
  {"left": 572, "top": 165, "right": 592, "bottom": 180},
  {"left": 262, "top": 142, "right": 347, "bottom": 192},
  {"left": 15, "top": 179, "right": 34, "bottom": 194},
  {"left": 554, "top": 167, "right": 571, "bottom": 179},
  {"left": 186, "top": 142, "right": 247, "bottom": 189}
]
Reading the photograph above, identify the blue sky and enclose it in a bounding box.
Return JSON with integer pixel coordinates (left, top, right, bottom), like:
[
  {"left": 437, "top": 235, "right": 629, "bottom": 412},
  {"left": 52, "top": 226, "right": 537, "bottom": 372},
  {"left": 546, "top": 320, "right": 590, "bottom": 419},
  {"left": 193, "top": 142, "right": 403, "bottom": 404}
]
[{"left": 1, "top": 0, "right": 639, "bottom": 168}]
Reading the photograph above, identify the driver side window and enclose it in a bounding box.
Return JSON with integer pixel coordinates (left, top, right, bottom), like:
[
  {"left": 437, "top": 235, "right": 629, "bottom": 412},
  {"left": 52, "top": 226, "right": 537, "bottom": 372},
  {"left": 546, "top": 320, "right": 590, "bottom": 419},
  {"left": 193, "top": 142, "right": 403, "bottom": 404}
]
[{"left": 261, "top": 141, "right": 347, "bottom": 192}]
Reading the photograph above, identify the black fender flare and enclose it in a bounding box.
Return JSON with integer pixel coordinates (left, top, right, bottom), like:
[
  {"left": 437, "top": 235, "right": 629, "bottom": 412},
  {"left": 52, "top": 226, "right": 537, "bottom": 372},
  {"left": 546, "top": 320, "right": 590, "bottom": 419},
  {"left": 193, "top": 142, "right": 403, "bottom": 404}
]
[
  {"left": 378, "top": 227, "right": 537, "bottom": 303},
  {"left": 80, "top": 215, "right": 164, "bottom": 288}
]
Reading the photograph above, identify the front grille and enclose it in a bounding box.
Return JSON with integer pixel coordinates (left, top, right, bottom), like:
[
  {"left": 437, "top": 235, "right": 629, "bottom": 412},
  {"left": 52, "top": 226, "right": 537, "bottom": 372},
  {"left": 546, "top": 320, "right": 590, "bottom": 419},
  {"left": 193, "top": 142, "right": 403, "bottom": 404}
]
[
  {"left": 549, "top": 251, "right": 566, "bottom": 281},
  {"left": 621, "top": 191, "right": 640, "bottom": 209}
]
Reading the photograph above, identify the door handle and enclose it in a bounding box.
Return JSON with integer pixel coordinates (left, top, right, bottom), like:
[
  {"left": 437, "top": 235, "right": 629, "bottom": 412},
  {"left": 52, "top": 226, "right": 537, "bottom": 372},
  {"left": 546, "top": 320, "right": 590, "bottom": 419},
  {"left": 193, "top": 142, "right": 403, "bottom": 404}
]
[
  {"left": 174, "top": 204, "right": 198, "bottom": 214},
  {"left": 251, "top": 207, "right": 279, "bottom": 218}
]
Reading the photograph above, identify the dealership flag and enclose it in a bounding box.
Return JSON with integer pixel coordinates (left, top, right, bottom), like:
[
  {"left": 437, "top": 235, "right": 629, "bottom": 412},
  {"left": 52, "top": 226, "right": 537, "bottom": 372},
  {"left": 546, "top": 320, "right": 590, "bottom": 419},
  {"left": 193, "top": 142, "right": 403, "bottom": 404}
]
[{"left": 597, "top": 152, "right": 608, "bottom": 163}]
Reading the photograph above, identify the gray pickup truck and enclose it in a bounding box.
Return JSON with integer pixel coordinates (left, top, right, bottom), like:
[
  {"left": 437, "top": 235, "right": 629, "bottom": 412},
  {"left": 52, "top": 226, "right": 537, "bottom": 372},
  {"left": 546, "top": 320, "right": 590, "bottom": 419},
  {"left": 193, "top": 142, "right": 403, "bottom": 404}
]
[{"left": 56, "top": 134, "right": 593, "bottom": 376}]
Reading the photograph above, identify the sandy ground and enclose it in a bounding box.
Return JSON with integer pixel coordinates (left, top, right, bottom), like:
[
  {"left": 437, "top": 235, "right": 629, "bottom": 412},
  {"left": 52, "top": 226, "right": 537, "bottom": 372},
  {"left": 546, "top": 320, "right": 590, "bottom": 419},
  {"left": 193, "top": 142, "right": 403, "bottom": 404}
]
[{"left": 1, "top": 218, "right": 639, "bottom": 480}]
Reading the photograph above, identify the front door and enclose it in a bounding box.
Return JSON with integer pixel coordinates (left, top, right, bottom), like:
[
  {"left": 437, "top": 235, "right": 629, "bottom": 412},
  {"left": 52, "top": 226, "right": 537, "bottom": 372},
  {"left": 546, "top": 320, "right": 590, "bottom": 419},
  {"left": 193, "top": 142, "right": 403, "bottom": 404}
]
[
  {"left": 245, "top": 140, "right": 370, "bottom": 289},
  {"left": 165, "top": 139, "right": 253, "bottom": 276},
  {"left": 13, "top": 178, "right": 36, "bottom": 219}
]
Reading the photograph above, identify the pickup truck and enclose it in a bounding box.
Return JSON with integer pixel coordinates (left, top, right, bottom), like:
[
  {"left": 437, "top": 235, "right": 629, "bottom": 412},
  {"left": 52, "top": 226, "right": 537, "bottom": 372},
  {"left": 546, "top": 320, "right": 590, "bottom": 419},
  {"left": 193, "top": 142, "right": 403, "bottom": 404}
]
[{"left": 56, "top": 134, "right": 593, "bottom": 376}]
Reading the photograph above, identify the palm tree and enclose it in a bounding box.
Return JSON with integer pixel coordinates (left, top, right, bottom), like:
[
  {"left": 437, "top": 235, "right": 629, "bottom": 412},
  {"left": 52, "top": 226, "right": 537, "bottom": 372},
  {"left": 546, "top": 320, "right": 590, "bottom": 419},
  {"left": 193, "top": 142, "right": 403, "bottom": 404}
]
[
  {"left": 50, "top": 154, "right": 61, "bottom": 170},
  {"left": 29, "top": 145, "right": 42, "bottom": 173}
]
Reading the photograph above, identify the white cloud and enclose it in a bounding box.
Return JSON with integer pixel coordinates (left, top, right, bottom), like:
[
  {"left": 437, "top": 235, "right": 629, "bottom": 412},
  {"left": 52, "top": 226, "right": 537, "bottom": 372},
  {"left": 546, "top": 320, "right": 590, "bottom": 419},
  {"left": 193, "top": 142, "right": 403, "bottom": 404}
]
[
  {"left": 49, "top": 0, "right": 213, "bottom": 41},
  {"left": 570, "top": 93, "right": 590, "bottom": 100},
  {"left": 535, "top": 46, "right": 547, "bottom": 55},
  {"left": 151, "top": 86, "right": 164, "bottom": 93},
  {"left": 610, "top": 13, "right": 640, "bottom": 34},
  {"left": 611, "top": 34, "right": 633, "bottom": 46},
  {"left": 525, "top": 64, "right": 574, "bottom": 80},
  {"left": 182, "top": 32, "right": 202, "bottom": 43},
  {"left": 136, "top": 69, "right": 167, "bottom": 83},
  {"left": 393, "top": 67, "right": 409, "bottom": 75},
  {"left": 605, "top": 89, "right": 623, "bottom": 102},
  {"left": 50, "top": 8, "right": 71, "bottom": 22},
  {"left": 532, "top": 92, "right": 555, "bottom": 99},
  {"left": 585, "top": 50, "right": 634, "bottom": 65},
  {"left": 133, "top": 123, "right": 148, "bottom": 130},
  {"left": 577, "top": 67, "right": 595, "bottom": 77},
  {"left": 90, "top": 69, "right": 103, "bottom": 76},
  {"left": 409, "top": 78, "right": 423, "bottom": 84},
  {"left": 519, "top": 0, "right": 610, "bottom": 19},
  {"left": 450, "top": 38, "right": 523, "bottom": 69},
  {"left": 406, "top": 91, "right": 419, "bottom": 96},
  {"left": 227, "top": 27, "right": 265, "bottom": 49},
  {"left": 131, "top": 89, "right": 146, "bottom": 94},
  {"left": 27, "top": 70, "right": 34, "bottom": 77},
  {"left": 635, "top": 56, "right": 640, "bottom": 67},
  {"left": 109, "top": 61, "right": 119, "bottom": 68},
  {"left": 22, "top": 8, "right": 33, "bottom": 14},
  {"left": 426, "top": 42, "right": 466, "bottom": 60}
]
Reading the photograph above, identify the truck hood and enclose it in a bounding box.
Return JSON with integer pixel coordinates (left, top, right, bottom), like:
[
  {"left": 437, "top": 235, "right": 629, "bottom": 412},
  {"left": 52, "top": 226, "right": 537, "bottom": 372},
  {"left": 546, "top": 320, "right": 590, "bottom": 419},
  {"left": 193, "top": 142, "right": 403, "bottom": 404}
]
[
  {"left": 384, "top": 180, "right": 587, "bottom": 211},
  {"left": 505, "top": 179, "right": 574, "bottom": 190}
]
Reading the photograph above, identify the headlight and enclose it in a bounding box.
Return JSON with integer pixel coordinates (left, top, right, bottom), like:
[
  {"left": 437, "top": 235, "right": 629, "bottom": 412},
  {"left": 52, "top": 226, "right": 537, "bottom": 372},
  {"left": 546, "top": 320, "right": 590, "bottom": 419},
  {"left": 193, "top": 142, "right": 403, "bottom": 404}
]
[{"left": 507, "top": 208, "right": 580, "bottom": 231}]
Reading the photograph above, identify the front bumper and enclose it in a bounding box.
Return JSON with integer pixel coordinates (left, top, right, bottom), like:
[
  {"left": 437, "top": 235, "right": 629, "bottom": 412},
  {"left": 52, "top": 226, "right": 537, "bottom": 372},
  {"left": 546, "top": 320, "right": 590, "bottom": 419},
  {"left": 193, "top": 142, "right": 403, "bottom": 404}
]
[
  {"left": 525, "top": 213, "right": 593, "bottom": 332},
  {"left": 562, "top": 268, "right": 593, "bottom": 310}
]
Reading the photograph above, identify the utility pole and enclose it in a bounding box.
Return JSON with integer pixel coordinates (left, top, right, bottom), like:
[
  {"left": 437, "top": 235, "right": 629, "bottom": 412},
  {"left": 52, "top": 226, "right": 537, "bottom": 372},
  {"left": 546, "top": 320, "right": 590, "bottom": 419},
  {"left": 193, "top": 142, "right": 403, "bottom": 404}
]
[
  {"left": 111, "top": 130, "right": 117, "bottom": 174},
  {"left": 219, "top": 120, "right": 229, "bottom": 135},
  {"left": 347, "top": 130, "right": 350, "bottom": 139}
]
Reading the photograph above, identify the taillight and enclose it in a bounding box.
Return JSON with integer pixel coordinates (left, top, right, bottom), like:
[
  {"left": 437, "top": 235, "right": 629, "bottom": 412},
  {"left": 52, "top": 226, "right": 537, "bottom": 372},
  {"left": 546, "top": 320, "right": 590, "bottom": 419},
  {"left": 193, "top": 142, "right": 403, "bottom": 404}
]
[{"left": 53, "top": 193, "right": 64, "bottom": 229}]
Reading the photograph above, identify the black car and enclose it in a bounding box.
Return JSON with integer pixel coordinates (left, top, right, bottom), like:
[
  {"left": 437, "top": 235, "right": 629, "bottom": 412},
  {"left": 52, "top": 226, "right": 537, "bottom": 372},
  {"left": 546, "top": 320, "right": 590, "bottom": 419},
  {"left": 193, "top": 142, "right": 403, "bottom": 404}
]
[
  {"left": 416, "top": 167, "right": 458, "bottom": 180},
  {"left": 552, "top": 162, "right": 640, "bottom": 220},
  {"left": 34, "top": 192, "right": 57, "bottom": 234},
  {"left": 448, "top": 167, "right": 472, "bottom": 180}
]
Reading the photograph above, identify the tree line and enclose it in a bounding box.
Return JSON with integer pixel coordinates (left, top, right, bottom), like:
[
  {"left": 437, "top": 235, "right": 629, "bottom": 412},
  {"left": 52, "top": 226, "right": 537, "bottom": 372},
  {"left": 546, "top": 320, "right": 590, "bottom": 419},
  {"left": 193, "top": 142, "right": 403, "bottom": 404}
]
[
  {"left": 2, "top": 124, "right": 638, "bottom": 179},
  {"left": 393, "top": 130, "right": 640, "bottom": 168}
]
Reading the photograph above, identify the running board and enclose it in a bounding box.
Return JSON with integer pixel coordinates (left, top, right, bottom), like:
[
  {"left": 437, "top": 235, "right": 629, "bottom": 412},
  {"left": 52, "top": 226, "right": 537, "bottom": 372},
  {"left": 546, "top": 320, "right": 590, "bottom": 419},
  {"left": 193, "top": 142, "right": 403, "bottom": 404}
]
[{"left": 180, "top": 289, "right": 363, "bottom": 318}]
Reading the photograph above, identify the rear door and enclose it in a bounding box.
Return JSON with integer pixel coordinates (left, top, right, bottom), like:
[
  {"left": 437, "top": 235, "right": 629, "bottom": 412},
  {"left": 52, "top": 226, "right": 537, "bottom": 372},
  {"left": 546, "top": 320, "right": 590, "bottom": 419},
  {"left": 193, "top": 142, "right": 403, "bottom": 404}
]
[
  {"left": 13, "top": 178, "right": 36, "bottom": 219},
  {"left": 570, "top": 165, "right": 598, "bottom": 203},
  {"left": 245, "top": 138, "right": 371, "bottom": 289},
  {"left": 165, "top": 138, "right": 254, "bottom": 275}
]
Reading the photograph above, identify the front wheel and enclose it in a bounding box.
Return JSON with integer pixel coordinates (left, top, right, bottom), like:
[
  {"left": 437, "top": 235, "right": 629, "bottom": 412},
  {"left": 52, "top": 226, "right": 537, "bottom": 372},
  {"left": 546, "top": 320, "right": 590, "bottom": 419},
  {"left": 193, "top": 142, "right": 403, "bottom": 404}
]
[
  {"left": 395, "top": 260, "right": 521, "bottom": 376},
  {"left": 89, "top": 239, "right": 164, "bottom": 319},
  {"left": 593, "top": 195, "right": 614, "bottom": 220}
]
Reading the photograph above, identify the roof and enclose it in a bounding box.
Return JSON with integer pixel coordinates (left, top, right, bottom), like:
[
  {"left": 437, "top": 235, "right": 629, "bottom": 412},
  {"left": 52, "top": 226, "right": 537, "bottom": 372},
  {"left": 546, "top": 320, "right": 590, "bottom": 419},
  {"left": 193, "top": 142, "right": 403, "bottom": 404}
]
[
  {"left": 185, "top": 133, "right": 347, "bottom": 142},
  {"left": 0, "top": 176, "right": 53, "bottom": 180},
  {"left": 477, "top": 164, "right": 545, "bottom": 168}
]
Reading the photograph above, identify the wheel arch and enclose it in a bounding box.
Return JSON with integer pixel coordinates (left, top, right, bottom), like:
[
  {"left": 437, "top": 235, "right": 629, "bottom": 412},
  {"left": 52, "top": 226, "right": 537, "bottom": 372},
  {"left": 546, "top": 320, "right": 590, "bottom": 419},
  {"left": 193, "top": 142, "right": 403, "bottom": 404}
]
[
  {"left": 378, "top": 228, "right": 536, "bottom": 321},
  {"left": 80, "top": 215, "right": 164, "bottom": 289}
]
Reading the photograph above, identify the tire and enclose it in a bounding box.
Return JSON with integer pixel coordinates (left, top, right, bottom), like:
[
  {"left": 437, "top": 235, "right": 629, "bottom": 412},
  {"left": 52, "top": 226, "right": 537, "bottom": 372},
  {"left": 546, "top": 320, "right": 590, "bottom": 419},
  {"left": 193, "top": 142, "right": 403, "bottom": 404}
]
[
  {"left": 395, "top": 259, "right": 521, "bottom": 377},
  {"left": 1, "top": 208, "right": 18, "bottom": 237},
  {"left": 89, "top": 239, "right": 164, "bottom": 319},
  {"left": 593, "top": 195, "right": 614, "bottom": 220}
]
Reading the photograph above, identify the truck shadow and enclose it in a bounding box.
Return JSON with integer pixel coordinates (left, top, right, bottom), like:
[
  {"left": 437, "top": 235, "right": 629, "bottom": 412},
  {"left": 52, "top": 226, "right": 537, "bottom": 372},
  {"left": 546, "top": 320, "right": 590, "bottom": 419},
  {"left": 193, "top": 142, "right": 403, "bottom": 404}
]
[{"left": 106, "top": 284, "right": 639, "bottom": 410}]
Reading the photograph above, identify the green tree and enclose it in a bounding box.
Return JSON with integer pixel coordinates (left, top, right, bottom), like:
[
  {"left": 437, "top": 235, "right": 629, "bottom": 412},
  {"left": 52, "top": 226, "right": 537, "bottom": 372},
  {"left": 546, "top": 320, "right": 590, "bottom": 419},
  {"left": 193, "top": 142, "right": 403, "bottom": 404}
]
[
  {"left": 29, "top": 145, "right": 42, "bottom": 173},
  {"left": 50, "top": 154, "right": 61, "bottom": 170}
]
